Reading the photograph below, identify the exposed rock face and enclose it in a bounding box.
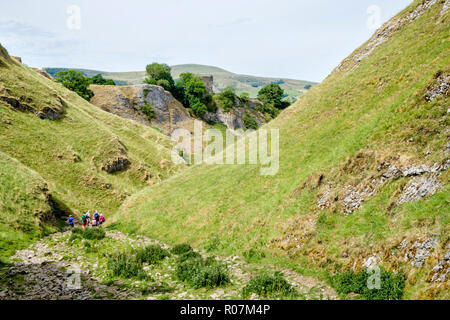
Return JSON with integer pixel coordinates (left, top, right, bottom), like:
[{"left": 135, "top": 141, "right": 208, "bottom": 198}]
[
  {"left": 89, "top": 84, "right": 193, "bottom": 135},
  {"left": 99, "top": 137, "right": 131, "bottom": 174},
  {"left": 397, "top": 176, "right": 441, "bottom": 205},
  {"left": 425, "top": 72, "right": 449, "bottom": 102},
  {"left": 336, "top": 0, "right": 439, "bottom": 72},
  {"left": 318, "top": 160, "right": 449, "bottom": 213},
  {"left": 90, "top": 84, "right": 268, "bottom": 135},
  {"left": 11, "top": 56, "right": 22, "bottom": 63},
  {"left": 31, "top": 67, "right": 54, "bottom": 81},
  {"left": 102, "top": 157, "right": 130, "bottom": 174},
  {"left": 0, "top": 95, "right": 65, "bottom": 120},
  {"left": 204, "top": 98, "right": 266, "bottom": 131}
]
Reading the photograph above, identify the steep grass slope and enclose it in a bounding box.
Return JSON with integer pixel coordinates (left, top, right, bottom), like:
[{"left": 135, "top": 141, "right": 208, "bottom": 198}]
[
  {"left": 0, "top": 44, "right": 184, "bottom": 260},
  {"left": 45, "top": 64, "right": 317, "bottom": 101},
  {"left": 112, "top": 0, "right": 449, "bottom": 299},
  {"left": 0, "top": 152, "right": 56, "bottom": 260}
]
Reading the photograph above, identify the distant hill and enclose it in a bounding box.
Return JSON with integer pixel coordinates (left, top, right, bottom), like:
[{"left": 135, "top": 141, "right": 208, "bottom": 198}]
[{"left": 44, "top": 64, "right": 317, "bottom": 101}]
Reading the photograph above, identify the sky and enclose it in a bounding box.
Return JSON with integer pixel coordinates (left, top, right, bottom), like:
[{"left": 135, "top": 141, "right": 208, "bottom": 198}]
[{"left": 0, "top": 0, "right": 412, "bottom": 82}]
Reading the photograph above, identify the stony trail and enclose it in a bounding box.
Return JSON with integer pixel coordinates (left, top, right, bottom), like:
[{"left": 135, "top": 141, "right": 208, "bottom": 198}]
[{"left": 0, "top": 229, "right": 337, "bottom": 300}]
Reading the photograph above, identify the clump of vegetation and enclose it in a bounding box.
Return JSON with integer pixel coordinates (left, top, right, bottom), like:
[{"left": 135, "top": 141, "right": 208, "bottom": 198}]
[
  {"left": 330, "top": 268, "right": 405, "bottom": 300},
  {"left": 55, "top": 69, "right": 94, "bottom": 101},
  {"left": 171, "top": 243, "right": 194, "bottom": 255},
  {"left": 177, "top": 250, "right": 201, "bottom": 263},
  {"left": 142, "top": 102, "right": 155, "bottom": 120},
  {"left": 239, "top": 92, "right": 250, "bottom": 104},
  {"left": 134, "top": 244, "right": 170, "bottom": 265},
  {"left": 175, "top": 256, "right": 230, "bottom": 289},
  {"left": 89, "top": 74, "right": 116, "bottom": 85},
  {"left": 216, "top": 86, "right": 237, "bottom": 112},
  {"left": 256, "top": 84, "right": 290, "bottom": 118},
  {"left": 143, "top": 63, "right": 185, "bottom": 104},
  {"left": 242, "top": 271, "right": 298, "bottom": 299},
  {"left": 106, "top": 251, "right": 148, "bottom": 280},
  {"left": 69, "top": 227, "right": 106, "bottom": 242},
  {"left": 243, "top": 248, "right": 266, "bottom": 263},
  {"left": 243, "top": 115, "right": 259, "bottom": 130},
  {"left": 177, "top": 72, "right": 215, "bottom": 117}
]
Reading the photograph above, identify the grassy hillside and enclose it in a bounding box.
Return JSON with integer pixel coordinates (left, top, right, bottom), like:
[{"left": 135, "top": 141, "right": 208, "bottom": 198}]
[
  {"left": 0, "top": 152, "right": 57, "bottom": 260},
  {"left": 44, "top": 65, "right": 317, "bottom": 101},
  {"left": 0, "top": 44, "right": 184, "bottom": 261},
  {"left": 111, "top": 0, "right": 449, "bottom": 299}
]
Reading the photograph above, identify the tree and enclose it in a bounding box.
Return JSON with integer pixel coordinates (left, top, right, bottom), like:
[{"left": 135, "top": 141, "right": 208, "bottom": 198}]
[
  {"left": 257, "top": 84, "right": 290, "bottom": 111},
  {"left": 55, "top": 69, "right": 94, "bottom": 101},
  {"left": 144, "top": 63, "right": 175, "bottom": 89},
  {"left": 217, "top": 86, "right": 237, "bottom": 112},
  {"left": 178, "top": 73, "right": 208, "bottom": 107},
  {"left": 90, "top": 74, "right": 116, "bottom": 85}
]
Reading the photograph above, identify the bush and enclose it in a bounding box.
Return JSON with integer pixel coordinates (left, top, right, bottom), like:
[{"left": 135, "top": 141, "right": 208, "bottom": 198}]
[
  {"left": 142, "top": 103, "right": 155, "bottom": 120},
  {"left": 55, "top": 70, "right": 94, "bottom": 101},
  {"left": 82, "top": 227, "right": 106, "bottom": 240},
  {"left": 239, "top": 92, "right": 250, "bottom": 104},
  {"left": 242, "top": 271, "right": 298, "bottom": 299},
  {"left": 177, "top": 250, "right": 201, "bottom": 263},
  {"left": 171, "top": 243, "right": 194, "bottom": 255},
  {"left": 90, "top": 74, "right": 116, "bottom": 85},
  {"left": 331, "top": 268, "right": 405, "bottom": 300},
  {"left": 107, "top": 252, "right": 148, "bottom": 279},
  {"left": 134, "top": 244, "right": 170, "bottom": 265},
  {"left": 243, "top": 248, "right": 266, "bottom": 263},
  {"left": 243, "top": 115, "right": 259, "bottom": 130},
  {"left": 69, "top": 227, "right": 105, "bottom": 242},
  {"left": 175, "top": 256, "right": 230, "bottom": 289},
  {"left": 217, "top": 86, "right": 237, "bottom": 112},
  {"left": 191, "top": 101, "right": 207, "bottom": 118}
]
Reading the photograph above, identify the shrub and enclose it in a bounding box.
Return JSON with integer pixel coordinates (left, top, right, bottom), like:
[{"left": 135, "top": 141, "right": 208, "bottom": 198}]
[
  {"left": 142, "top": 103, "right": 155, "bottom": 120},
  {"left": 90, "top": 74, "right": 116, "bottom": 85},
  {"left": 82, "top": 227, "right": 106, "bottom": 240},
  {"left": 242, "top": 271, "right": 298, "bottom": 299},
  {"left": 239, "top": 92, "right": 250, "bottom": 104},
  {"left": 243, "top": 248, "right": 266, "bottom": 263},
  {"left": 243, "top": 115, "right": 259, "bottom": 130},
  {"left": 55, "top": 69, "right": 94, "bottom": 101},
  {"left": 331, "top": 268, "right": 405, "bottom": 300},
  {"left": 107, "top": 252, "right": 148, "bottom": 279},
  {"left": 191, "top": 101, "right": 207, "bottom": 118},
  {"left": 175, "top": 256, "right": 230, "bottom": 289},
  {"left": 134, "top": 244, "right": 170, "bottom": 265},
  {"left": 69, "top": 227, "right": 105, "bottom": 241},
  {"left": 177, "top": 250, "right": 201, "bottom": 263},
  {"left": 217, "top": 86, "right": 236, "bottom": 112},
  {"left": 171, "top": 243, "right": 194, "bottom": 255}
]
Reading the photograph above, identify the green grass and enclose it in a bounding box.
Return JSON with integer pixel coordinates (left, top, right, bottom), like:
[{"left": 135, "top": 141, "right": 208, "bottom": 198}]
[
  {"left": 0, "top": 152, "right": 57, "bottom": 260},
  {"left": 0, "top": 44, "right": 184, "bottom": 261},
  {"left": 111, "top": 1, "right": 449, "bottom": 300}
]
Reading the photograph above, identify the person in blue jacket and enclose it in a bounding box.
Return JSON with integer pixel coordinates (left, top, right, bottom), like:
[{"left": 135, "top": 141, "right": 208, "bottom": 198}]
[{"left": 68, "top": 215, "right": 75, "bottom": 228}]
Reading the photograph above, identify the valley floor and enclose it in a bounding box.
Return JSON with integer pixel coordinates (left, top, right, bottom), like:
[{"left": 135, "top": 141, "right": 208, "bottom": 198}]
[{"left": 0, "top": 229, "right": 336, "bottom": 300}]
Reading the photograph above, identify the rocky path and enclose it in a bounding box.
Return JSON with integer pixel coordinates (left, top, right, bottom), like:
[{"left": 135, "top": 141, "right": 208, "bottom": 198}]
[{"left": 0, "top": 230, "right": 337, "bottom": 300}]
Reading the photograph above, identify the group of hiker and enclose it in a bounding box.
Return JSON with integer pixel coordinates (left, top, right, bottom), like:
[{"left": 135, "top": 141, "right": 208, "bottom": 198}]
[{"left": 67, "top": 210, "right": 105, "bottom": 228}]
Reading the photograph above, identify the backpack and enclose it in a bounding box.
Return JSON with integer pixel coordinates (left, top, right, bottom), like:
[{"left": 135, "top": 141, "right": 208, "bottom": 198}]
[
  {"left": 94, "top": 213, "right": 99, "bottom": 220},
  {"left": 81, "top": 215, "right": 87, "bottom": 223}
]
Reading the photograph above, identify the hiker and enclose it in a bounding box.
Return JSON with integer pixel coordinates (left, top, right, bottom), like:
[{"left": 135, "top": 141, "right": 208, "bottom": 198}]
[
  {"left": 94, "top": 211, "right": 100, "bottom": 226},
  {"left": 68, "top": 215, "right": 75, "bottom": 228},
  {"left": 81, "top": 212, "right": 88, "bottom": 228},
  {"left": 86, "top": 211, "right": 91, "bottom": 226},
  {"left": 99, "top": 214, "right": 105, "bottom": 225}
]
